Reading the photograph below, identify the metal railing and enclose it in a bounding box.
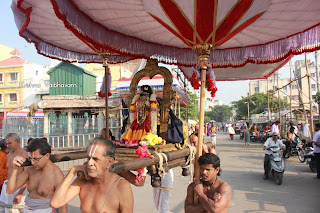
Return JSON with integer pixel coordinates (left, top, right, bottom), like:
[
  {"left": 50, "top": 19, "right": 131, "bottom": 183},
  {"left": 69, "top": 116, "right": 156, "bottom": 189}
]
[{"left": 20, "top": 133, "right": 100, "bottom": 148}]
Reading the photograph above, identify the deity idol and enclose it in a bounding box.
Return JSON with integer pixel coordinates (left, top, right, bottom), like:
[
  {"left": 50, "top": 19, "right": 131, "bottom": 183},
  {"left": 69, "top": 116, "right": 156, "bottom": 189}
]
[{"left": 121, "top": 85, "right": 157, "bottom": 146}]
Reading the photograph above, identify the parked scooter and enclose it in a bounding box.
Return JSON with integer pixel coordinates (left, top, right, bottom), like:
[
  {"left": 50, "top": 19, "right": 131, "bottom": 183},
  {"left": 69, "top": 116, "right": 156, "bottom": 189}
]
[
  {"left": 267, "top": 146, "right": 285, "bottom": 185},
  {"left": 304, "top": 147, "right": 317, "bottom": 172},
  {"left": 283, "top": 137, "right": 304, "bottom": 162}
]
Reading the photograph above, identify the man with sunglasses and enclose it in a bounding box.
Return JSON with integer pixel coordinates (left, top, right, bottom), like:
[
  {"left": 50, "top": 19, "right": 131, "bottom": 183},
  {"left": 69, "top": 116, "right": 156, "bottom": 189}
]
[
  {"left": 0, "top": 133, "right": 28, "bottom": 213},
  {"left": 6, "top": 138, "right": 67, "bottom": 212}
]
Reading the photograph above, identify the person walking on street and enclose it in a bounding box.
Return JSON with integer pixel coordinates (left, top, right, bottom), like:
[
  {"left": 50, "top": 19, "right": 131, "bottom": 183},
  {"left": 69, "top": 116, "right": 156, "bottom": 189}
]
[
  {"left": 209, "top": 123, "right": 217, "bottom": 146},
  {"left": 271, "top": 121, "right": 280, "bottom": 135},
  {"left": 228, "top": 125, "right": 235, "bottom": 140},
  {"left": 312, "top": 123, "right": 320, "bottom": 179},
  {"left": 244, "top": 126, "right": 250, "bottom": 145}
]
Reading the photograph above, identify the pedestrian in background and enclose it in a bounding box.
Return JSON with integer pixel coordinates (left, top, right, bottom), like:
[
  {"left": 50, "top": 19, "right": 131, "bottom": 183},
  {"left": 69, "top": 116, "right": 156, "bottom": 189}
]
[
  {"left": 312, "top": 123, "right": 320, "bottom": 179},
  {"left": 244, "top": 126, "right": 250, "bottom": 145},
  {"left": 271, "top": 121, "right": 280, "bottom": 135},
  {"left": 0, "top": 139, "right": 8, "bottom": 195},
  {"left": 228, "top": 124, "right": 235, "bottom": 140}
]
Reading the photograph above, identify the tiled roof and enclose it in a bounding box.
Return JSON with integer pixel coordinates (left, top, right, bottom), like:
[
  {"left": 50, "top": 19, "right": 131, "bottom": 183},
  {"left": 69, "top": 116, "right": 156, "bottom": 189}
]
[
  {"left": 0, "top": 56, "right": 28, "bottom": 67},
  {"left": 10, "top": 49, "right": 22, "bottom": 55}
]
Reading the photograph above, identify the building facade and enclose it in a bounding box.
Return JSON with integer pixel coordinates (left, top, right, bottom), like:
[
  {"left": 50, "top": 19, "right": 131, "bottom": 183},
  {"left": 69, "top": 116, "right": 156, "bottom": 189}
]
[
  {"left": 48, "top": 62, "right": 96, "bottom": 95},
  {"left": 248, "top": 73, "right": 300, "bottom": 108},
  {"left": 0, "top": 47, "right": 49, "bottom": 125},
  {"left": 295, "top": 59, "right": 319, "bottom": 111}
]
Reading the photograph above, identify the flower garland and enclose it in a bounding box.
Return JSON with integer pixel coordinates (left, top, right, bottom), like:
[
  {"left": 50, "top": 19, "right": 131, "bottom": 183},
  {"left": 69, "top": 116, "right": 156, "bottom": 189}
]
[
  {"left": 134, "top": 133, "right": 166, "bottom": 181},
  {"left": 189, "top": 63, "right": 218, "bottom": 97},
  {"left": 129, "top": 94, "right": 140, "bottom": 124},
  {"left": 150, "top": 94, "right": 157, "bottom": 134},
  {"left": 135, "top": 141, "right": 152, "bottom": 181},
  {"left": 97, "top": 91, "right": 112, "bottom": 98}
]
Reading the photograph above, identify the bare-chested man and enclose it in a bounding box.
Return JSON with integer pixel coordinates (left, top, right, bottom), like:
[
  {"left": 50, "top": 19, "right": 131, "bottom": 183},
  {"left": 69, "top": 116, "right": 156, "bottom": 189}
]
[
  {"left": 209, "top": 123, "right": 217, "bottom": 146},
  {"left": 191, "top": 132, "right": 216, "bottom": 154},
  {"left": 185, "top": 153, "right": 232, "bottom": 213},
  {"left": 6, "top": 138, "right": 67, "bottom": 212},
  {"left": 51, "top": 137, "right": 134, "bottom": 213},
  {"left": 0, "top": 133, "right": 28, "bottom": 213}
]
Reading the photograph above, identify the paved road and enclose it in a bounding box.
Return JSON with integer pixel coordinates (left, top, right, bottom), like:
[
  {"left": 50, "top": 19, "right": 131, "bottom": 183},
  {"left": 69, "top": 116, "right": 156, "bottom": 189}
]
[{"left": 67, "top": 132, "right": 319, "bottom": 212}]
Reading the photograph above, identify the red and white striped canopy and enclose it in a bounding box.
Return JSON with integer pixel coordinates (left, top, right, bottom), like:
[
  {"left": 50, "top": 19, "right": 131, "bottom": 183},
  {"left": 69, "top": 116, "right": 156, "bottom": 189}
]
[
  {"left": 12, "top": 0, "right": 320, "bottom": 68},
  {"left": 11, "top": 0, "right": 320, "bottom": 85}
]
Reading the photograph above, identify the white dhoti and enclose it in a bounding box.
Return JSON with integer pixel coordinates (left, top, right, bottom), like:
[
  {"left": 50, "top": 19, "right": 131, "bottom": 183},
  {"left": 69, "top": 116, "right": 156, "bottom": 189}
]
[
  {"left": 210, "top": 134, "right": 217, "bottom": 145},
  {"left": 0, "top": 180, "right": 26, "bottom": 213},
  {"left": 24, "top": 196, "right": 55, "bottom": 213},
  {"left": 153, "top": 169, "right": 174, "bottom": 213}
]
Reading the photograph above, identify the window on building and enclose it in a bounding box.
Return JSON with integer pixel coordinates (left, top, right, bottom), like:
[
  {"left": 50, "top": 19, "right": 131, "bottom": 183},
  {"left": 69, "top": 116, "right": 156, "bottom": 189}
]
[
  {"left": 9, "top": 93, "right": 17, "bottom": 102},
  {"left": 292, "top": 95, "right": 299, "bottom": 101},
  {"left": 0, "top": 73, "right": 3, "bottom": 83},
  {"left": 36, "top": 70, "right": 39, "bottom": 75},
  {"left": 292, "top": 85, "right": 298, "bottom": 89},
  {"left": 254, "top": 87, "right": 259, "bottom": 93},
  {"left": 312, "top": 84, "right": 316, "bottom": 91},
  {"left": 311, "top": 73, "right": 316, "bottom": 77},
  {"left": 0, "top": 94, "right": 2, "bottom": 103},
  {"left": 273, "top": 86, "right": 277, "bottom": 91},
  {"left": 9, "top": 73, "right": 18, "bottom": 82}
]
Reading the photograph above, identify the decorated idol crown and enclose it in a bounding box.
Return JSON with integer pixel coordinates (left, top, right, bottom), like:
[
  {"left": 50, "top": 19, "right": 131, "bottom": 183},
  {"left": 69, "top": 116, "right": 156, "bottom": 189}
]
[{"left": 140, "top": 85, "right": 153, "bottom": 95}]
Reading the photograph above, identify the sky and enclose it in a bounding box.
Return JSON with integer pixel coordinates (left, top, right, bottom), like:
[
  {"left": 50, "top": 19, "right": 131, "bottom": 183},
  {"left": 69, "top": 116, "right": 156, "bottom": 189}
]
[{"left": 0, "top": 1, "right": 317, "bottom": 106}]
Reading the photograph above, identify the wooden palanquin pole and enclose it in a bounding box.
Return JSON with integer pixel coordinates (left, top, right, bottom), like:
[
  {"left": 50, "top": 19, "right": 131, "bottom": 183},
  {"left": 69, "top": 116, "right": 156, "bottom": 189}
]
[
  {"left": 192, "top": 43, "right": 213, "bottom": 203},
  {"left": 100, "top": 52, "right": 112, "bottom": 140}
]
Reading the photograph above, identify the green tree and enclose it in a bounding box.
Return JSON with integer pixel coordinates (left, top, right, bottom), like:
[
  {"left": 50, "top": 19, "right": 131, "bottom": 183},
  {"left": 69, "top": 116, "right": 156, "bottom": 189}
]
[
  {"left": 179, "top": 91, "right": 198, "bottom": 121},
  {"left": 231, "top": 92, "right": 288, "bottom": 120},
  {"left": 205, "top": 105, "right": 232, "bottom": 122}
]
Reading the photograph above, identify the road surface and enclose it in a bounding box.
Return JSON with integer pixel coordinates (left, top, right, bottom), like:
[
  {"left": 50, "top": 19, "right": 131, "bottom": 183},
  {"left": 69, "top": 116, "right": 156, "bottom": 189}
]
[{"left": 67, "top": 132, "right": 319, "bottom": 212}]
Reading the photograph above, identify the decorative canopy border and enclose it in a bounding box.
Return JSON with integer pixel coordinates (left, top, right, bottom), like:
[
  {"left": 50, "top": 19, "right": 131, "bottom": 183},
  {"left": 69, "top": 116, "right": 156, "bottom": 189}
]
[
  {"left": 12, "top": 0, "right": 320, "bottom": 68},
  {"left": 12, "top": 0, "right": 133, "bottom": 64},
  {"left": 48, "top": 0, "right": 320, "bottom": 67}
]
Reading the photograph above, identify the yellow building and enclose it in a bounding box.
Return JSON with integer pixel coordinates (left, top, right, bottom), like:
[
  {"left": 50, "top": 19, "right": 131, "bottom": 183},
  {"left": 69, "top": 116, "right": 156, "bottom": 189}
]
[
  {"left": 85, "top": 59, "right": 144, "bottom": 91},
  {"left": 0, "top": 44, "right": 14, "bottom": 61},
  {"left": 0, "top": 49, "right": 25, "bottom": 116},
  {"left": 0, "top": 48, "right": 49, "bottom": 122}
]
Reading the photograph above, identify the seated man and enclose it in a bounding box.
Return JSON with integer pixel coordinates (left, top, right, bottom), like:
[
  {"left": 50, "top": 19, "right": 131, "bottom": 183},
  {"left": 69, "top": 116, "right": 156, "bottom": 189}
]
[
  {"left": 6, "top": 138, "right": 67, "bottom": 212},
  {"left": 263, "top": 132, "right": 286, "bottom": 179},
  {"left": 185, "top": 153, "right": 232, "bottom": 213},
  {"left": 50, "top": 137, "right": 134, "bottom": 213}
]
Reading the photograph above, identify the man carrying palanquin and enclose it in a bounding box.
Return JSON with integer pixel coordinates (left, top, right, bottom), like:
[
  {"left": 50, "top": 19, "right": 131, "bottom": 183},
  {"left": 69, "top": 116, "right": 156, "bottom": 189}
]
[
  {"left": 185, "top": 153, "right": 232, "bottom": 213},
  {"left": 50, "top": 137, "right": 134, "bottom": 213}
]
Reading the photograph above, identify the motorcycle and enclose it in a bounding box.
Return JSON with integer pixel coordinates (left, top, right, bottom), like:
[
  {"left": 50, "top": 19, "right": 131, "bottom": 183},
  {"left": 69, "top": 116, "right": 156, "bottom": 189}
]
[
  {"left": 239, "top": 131, "right": 244, "bottom": 140},
  {"left": 304, "top": 147, "right": 317, "bottom": 172},
  {"left": 250, "top": 132, "right": 259, "bottom": 142},
  {"left": 260, "top": 130, "right": 271, "bottom": 143},
  {"left": 267, "top": 146, "right": 285, "bottom": 185},
  {"left": 283, "top": 137, "right": 304, "bottom": 162}
]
